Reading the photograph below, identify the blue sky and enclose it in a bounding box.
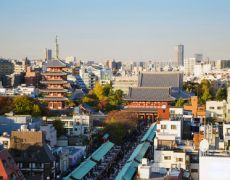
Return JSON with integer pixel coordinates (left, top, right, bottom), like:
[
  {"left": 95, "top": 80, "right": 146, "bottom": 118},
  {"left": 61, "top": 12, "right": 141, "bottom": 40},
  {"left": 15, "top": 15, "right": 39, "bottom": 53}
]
[{"left": 1, "top": 0, "right": 230, "bottom": 61}]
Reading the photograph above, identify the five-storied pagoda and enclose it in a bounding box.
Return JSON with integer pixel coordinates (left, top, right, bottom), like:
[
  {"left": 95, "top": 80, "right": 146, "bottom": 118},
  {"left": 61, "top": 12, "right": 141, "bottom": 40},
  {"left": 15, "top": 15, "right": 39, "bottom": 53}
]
[{"left": 40, "top": 36, "right": 68, "bottom": 110}]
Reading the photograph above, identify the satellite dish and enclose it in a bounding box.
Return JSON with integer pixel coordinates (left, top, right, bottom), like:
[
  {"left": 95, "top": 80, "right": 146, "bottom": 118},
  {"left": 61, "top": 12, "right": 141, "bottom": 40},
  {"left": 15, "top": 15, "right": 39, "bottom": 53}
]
[{"left": 200, "top": 139, "right": 209, "bottom": 152}]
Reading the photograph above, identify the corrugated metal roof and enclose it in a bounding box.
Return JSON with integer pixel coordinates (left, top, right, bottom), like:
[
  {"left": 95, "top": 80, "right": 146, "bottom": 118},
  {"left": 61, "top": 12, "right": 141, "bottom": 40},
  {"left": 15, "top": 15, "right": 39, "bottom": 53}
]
[
  {"left": 141, "top": 123, "right": 157, "bottom": 142},
  {"left": 91, "top": 141, "right": 114, "bottom": 161},
  {"left": 115, "top": 161, "right": 139, "bottom": 180},
  {"left": 127, "top": 142, "right": 150, "bottom": 163},
  {"left": 64, "top": 159, "right": 96, "bottom": 180}
]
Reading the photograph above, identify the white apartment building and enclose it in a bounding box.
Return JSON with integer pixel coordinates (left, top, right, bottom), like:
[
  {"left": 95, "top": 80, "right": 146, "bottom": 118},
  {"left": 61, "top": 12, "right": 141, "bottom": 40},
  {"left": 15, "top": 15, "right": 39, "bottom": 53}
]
[
  {"left": 199, "top": 150, "right": 230, "bottom": 180},
  {"left": 184, "top": 58, "right": 196, "bottom": 76},
  {"left": 193, "top": 63, "right": 212, "bottom": 77},
  {"left": 156, "top": 120, "right": 182, "bottom": 140},
  {"left": 40, "top": 124, "right": 57, "bottom": 147},
  {"left": 206, "top": 100, "right": 227, "bottom": 121},
  {"left": 169, "top": 107, "right": 183, "bottom": 119},
  {"left": 152, "top": 150, "right": 187, "bottom": 171}
]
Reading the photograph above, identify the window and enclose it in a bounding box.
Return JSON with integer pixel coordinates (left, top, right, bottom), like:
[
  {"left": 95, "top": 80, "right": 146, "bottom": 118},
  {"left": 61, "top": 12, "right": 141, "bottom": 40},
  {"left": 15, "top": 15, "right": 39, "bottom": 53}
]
[
  {"left": 171, "top": 125, "right": 177, "bottom": 130},
  {"left": 217, "top": 107, "right": 222, "bottom": 110},
  {"left": 164, "top": 156, "right": 171, "bottom": 160},
  {"left": 22, "top": 163, "right": 30, "bottom": 168},
  {"left": 191, "top": 169, "right": 198, "bottom": 173},
  {"left": 161, "top": 125, "right": 166, "bottom": 129},
  {"left": 176, "top": 158, "right": 183, "bottom": 162},
  {"left": 209, "top": 107, "right": 214, "bottom": 110}
]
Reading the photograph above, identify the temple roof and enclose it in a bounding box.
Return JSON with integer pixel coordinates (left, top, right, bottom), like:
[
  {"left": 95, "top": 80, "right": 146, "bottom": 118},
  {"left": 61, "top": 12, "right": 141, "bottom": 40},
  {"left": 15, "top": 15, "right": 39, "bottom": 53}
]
[
  {"left": 41, "top": 97, "right": 68, "bottom": 101},
  {"left": 42, "top": 72, "right": 67, "bottom": 76},
  {"left": 39, "top": 89, "right": 68, "bottom": 93},
  {"left": 124, "top": 87, "right": 175, "bottom": 102},
  {"left": 40, "top": 80, "right": 67, "bottom": 84},
  {"left": 138, "top": 72, "right": 182, "bottom": 88},
  {"left": 45, "top": 59, "right": 66, "bottom": 68}
]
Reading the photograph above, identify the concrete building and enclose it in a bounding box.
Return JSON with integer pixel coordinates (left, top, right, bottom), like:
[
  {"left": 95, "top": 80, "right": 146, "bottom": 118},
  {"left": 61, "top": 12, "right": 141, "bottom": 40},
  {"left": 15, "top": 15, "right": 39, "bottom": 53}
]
[
  {"left": 112, "top": 76, "right": 138, "bottom": 95},
  {"left": 184, "top": 58, "right": 196, "bottom": 76},
  {"left": 0, "top": 132, "right": 10, "bottom": 149},
  {"left": 0, "top": 58, "right": 14, "bottom": 76},
  {"left": 45, "top": 48, "right": 52, "bottom": 61},
  {"left": 175, "top": 44, "right": 184, "bottom": 66},
  {"left": 199, "top": 150, "right": 230, "bottom": 180},
  {"left": 156, "top": 120, "right": 182, "bottom": 140},
  {"left": 40, "top": 124, "right": 57, "bottom": 147},
  {"left": 215, "top": 59, "right": 230, "bottom": 69},
  {"left": 9, "top": 126, "right": 56, "bottom": 180},
  {"left": 206, "top": 100, "right": 227, "bottom": 122},
  {"left": 193, "top": 63, "right": 212, "bottom": 77}
]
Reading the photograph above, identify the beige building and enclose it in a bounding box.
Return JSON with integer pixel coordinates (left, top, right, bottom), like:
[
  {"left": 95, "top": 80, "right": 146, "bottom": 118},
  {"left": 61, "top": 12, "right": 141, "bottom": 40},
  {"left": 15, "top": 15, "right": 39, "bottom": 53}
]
[{"left": 112, "top": 76, "right": 138, "bottom": 94}]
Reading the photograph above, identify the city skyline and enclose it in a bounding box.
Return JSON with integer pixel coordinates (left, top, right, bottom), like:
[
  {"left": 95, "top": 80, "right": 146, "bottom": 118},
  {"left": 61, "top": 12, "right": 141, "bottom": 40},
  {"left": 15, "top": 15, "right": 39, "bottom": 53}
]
[{"left": 1, "top": 0, "right": 230, "bottom": 61}]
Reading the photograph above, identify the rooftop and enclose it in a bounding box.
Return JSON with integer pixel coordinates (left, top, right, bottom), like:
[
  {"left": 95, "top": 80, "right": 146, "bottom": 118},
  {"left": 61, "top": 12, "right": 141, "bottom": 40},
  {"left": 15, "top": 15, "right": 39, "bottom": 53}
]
[
  {"left": 45, "top": 59, "right": 66, "bottom": 68},
  {"left": 124, "top": 87, "right": 175, "bottom": 102},
  {"left": 138, "top": 72, "right": 182, "bottom": 88}
]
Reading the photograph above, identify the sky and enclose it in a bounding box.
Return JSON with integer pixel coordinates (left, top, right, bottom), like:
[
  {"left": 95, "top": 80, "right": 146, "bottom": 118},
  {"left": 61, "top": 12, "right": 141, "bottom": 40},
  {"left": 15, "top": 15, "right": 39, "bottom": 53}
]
[{"left": 0, "top": 0, "right": 230, "bottom": 61}]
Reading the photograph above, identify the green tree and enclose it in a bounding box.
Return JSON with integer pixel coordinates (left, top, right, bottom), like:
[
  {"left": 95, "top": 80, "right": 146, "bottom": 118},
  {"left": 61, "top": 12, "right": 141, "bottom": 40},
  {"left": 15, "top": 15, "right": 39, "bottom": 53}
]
[
  {"left": 53, "top": 119, "right": 67, "bottom": 137},
  {"left": 103, "top": 83, "right": 112, "bottom": 96},
  {"left": 175, "top": 97, "right": 185, "bottom": 107},
  {"left": 32, "top": 104, "right": 42, "bottom": 117},
  {"left": 201, "top": 88, "right": 212, "bottom": 104},
  {"left": 13, "top": 96, "right": 33, "bottom": 114},
  {"left": 215, "top": 88, "right": 227, "bottom": 101}
]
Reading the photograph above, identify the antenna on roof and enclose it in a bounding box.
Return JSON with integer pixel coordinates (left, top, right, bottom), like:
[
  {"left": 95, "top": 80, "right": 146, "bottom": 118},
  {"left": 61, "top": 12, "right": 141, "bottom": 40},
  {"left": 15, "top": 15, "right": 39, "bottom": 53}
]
[{"left": 55, "top": 35, "right": 59, "bottom": 60}]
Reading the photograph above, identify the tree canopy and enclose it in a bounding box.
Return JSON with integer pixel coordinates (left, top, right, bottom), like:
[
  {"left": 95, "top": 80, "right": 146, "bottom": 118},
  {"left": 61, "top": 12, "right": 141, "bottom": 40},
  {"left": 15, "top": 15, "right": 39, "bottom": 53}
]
[
  {"left": 82, "top": 82, "right": 123, "bottom": 112},
  {"left": 215, "top": 88, "right": 227, "bottom": 101},
  {"left": 12, "top": 96, "right": 42, "bottom": 116},
  {"left": 53, "top": 119, "right": 67, "bottom": 137},
  {"left": 175, "top": 97, "right": 185, "bottom": 107},
  {"left": 104, "top": 110, "right": 138, "bottom": 144}
]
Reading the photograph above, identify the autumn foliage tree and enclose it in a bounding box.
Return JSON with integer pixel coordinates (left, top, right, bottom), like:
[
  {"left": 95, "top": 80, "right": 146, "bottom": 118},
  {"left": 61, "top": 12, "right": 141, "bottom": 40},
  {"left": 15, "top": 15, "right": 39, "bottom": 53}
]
[
  {"left": 104, "top": 110, "right": 138, "bottom": 144},
  {"left": 12, "top": 96, "right": 42, "bottom": 116},
  {"left": 82, "top": 82, "right": 123, "bottom": 112}
]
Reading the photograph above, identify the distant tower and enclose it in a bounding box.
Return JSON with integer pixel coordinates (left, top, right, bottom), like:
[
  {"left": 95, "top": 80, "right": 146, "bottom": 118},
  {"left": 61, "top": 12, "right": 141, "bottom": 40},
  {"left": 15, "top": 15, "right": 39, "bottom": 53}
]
[
  {"left": 45, "top": 48, "right": 52, "bottom": 61},
  {"left": 55, "top": 36, "right": 59, "bottom": 60},
  {"left": 175, "top": 44, "right": 184, "bottom": 66}
]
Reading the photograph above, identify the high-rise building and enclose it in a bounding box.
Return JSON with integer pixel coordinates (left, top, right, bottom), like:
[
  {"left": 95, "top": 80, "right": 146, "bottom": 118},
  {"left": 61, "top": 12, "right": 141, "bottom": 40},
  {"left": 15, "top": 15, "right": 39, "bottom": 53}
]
[
  {"left": 175, "top": 44, "right": 184, "bottom": 66},
  {"left": 194, "top": 53, "right": 203, "bottom": 63},
  {"left": 45, "top": 48, "right": 52, "bottom": 61}
]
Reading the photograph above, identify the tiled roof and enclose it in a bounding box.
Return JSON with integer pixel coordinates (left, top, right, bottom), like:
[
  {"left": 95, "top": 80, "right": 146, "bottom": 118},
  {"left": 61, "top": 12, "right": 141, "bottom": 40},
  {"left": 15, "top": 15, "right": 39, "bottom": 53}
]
[
  {"left": 39, "top": 89, "right": 68, "bottom": 93},
  {"left": 10, "top": 144, "right": 55, "bottom": 163},
  {"left": 138, "top": 72, "right": 182, "bottom": 88},
  {"left": 40, "top": 80, "right": 67, "bottom": 84},
  {"left": 45, "top": 60, "right": 66, "bottom": 68},
  {"left": 124, "top": 87, "right": 175, "bottom": 102},
  {"left": 41, "top": 97, "right": 68, "bottom": 101},
  {"left": 42, "top": 72, "right": 67, "bottom": 76}
]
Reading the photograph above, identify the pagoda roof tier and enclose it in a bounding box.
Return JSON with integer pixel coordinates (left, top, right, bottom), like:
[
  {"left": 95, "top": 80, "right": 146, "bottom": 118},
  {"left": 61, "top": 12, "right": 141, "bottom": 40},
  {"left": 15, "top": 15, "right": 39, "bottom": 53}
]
[
  {"left": 42, "top": 72, "right": 67, "bottom": 76},
  {"left": 45, "top": 60, "right": 66, "bottom": 68},
  {"left": 40, "top": 80, "right": 67, "bottom": 84},
  {"left": 41, "top": 97, "right": 68, "bottom": 101},
  {"left": 39, "top": 89, "right": 68, "bottom": 93}
]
